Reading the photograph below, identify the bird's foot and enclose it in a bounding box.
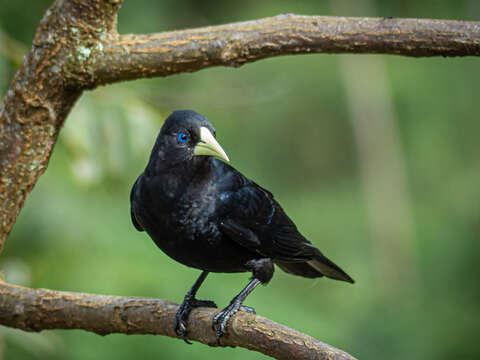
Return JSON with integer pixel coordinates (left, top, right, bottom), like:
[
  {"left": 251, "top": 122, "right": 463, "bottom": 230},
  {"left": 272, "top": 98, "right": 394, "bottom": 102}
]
[
  {"left": 212, "top": 303, "right": 256, "bottom": 339},
  {"left": 174, "top": 296, "right": 217, "bottom": 344}
]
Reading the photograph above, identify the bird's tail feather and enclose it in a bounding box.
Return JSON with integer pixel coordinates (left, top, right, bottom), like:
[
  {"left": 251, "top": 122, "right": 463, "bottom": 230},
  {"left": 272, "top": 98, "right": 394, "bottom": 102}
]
[
  {"left": 275, "top": 260, "right": 324, "bottom": 278},
  {"left": 276, "top": 251, "right": 354, "bottom": 283},
  {"left": 308, "top": 251, "right": 354, "bottom": 283}
]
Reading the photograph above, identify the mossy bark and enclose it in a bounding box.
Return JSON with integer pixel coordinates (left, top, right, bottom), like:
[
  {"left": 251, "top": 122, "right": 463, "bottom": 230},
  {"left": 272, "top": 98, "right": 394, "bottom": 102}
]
[{"left": 0, "top": 0, "right": 121, "bottom": 248}]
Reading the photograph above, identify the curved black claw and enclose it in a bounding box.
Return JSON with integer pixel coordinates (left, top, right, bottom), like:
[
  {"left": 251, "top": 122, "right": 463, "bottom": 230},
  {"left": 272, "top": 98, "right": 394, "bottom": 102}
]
[
  {"left": 174, "top": 297, "right": 217, "bottom": 344},
  {"left": 212, "top": 304, "right": 256, "bottom": 339}
]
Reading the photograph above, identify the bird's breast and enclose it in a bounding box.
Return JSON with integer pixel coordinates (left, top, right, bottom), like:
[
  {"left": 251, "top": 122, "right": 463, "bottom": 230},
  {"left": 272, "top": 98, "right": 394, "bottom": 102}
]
[
  {"left": 141, "top": 186, "right": 219, "bottom": 248},
  {"left": 134, "top": 172, "right": 256, "bottom": 273}
]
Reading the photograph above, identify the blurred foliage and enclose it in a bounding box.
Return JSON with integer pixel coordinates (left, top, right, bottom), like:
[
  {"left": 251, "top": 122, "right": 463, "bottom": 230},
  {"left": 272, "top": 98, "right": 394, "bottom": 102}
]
[{"left": 1, "top": 1, "right": 480, "bottom": 359}]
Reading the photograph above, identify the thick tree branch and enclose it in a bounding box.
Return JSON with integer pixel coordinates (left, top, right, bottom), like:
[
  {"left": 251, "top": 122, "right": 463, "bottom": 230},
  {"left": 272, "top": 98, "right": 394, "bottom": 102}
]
[
  {"left": 0, "top": 0, "right": 121, "bottom": 249},
  {"left": 0, "top": 281, "right": 356, "bottom": 360},
  {"left": 90, "top": 15, "right": 480, "bottom": 85}
]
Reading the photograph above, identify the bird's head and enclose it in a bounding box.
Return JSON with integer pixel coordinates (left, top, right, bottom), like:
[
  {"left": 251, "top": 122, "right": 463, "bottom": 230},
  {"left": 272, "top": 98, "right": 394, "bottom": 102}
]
[{"left": 147, "top": 110, "right": 229, "bottom": 172}]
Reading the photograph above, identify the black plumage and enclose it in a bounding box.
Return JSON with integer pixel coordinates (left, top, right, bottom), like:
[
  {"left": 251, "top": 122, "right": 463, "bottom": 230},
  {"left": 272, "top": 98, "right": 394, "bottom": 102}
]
[{"left": 130, "top": 110, "right": 354, "bottom": 342}]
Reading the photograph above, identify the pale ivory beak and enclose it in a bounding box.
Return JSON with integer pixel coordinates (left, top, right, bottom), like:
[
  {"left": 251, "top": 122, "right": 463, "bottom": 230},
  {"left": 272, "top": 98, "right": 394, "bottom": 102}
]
[{"left": 193, "top": 127, "right": 230, "bottom": 162}]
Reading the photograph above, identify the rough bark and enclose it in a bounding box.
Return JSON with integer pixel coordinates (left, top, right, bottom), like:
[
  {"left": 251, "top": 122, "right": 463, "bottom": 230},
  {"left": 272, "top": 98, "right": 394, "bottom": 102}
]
[
  {"left": 1, "top": 0, "right": 480, "bottom": 358},
  {"left": 0, "top": 281, "right": 356, "bottom": 360},
  {"left": 92, "top": 15, "right": 480, "bottom": 85},
  {"left": 0, "top": 0, "right": 121, "bottom": 250}
]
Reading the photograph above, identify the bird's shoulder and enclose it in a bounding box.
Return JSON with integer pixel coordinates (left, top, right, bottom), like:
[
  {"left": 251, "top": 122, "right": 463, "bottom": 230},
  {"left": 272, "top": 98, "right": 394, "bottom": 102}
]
[
  {"left": 213, "top": 160, "right": 317, "bottom": 261},
  {"left": 213, "top": 161, "right": 300, "bottom": 236},
  {"left": 211, "top": 160, "right": 275, "bottom": 218}
]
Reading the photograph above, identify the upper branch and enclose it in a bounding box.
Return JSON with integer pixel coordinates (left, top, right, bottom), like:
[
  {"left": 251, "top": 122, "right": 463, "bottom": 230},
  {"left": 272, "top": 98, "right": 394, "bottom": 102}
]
[
  {"left": 2, "top": 8, "right": 480, "bottom": 251},
  {"left": 90, "top": 14, "right": 480, "bottom": 86},
  {"left": 0, "top": 281, "right": 356, "bottom": 360}
]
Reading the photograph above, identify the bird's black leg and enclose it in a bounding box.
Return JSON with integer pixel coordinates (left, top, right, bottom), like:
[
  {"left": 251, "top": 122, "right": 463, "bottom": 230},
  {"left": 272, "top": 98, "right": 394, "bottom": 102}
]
[
  {"left": 212, "top": 258, "right": 274, "bottom": 339},
  {"left": 212, "top": 278, "right": 260, "bottom": 339},
  {"left": 174, "top": 271, "right": 217, "bottom": 344}
]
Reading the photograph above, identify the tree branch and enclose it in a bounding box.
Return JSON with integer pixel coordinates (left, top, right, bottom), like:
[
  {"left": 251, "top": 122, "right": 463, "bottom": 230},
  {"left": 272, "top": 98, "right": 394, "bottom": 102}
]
[
  {"left": 90, "top": 15, "right": 480, "bottom": 85},
  {"left": 0, "top": 0, "right": 121, "bottom": 250},
  {"left": 0, "top": 280, "right": 356, "bottom": 360},
  {"left": 2, "top": 1, "right": 480, "bottom": 250}
]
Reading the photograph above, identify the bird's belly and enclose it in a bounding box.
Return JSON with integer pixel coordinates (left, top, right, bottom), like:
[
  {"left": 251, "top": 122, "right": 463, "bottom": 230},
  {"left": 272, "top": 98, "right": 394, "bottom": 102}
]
[
  {"left": 134, "top": 187, "right": 258, "bottom": 273},
  {"left": 147, "top": 221, "right": 255, "bottom": 273},
  {"left": 153, "top": 232, "right": 253, "bottom": 273}
]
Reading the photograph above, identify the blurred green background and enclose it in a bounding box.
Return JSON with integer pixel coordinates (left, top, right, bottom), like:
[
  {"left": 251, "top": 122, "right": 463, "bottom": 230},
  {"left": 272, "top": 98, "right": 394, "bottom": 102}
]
[{"left": 1, "top": 0, "right": 480, "bottom": 359}]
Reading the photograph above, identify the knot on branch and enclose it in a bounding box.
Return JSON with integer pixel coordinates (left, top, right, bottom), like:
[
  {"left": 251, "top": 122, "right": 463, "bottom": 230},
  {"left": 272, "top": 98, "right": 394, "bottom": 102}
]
[{"left": 220, "top": 40, "right": 249, "bottom": 67}]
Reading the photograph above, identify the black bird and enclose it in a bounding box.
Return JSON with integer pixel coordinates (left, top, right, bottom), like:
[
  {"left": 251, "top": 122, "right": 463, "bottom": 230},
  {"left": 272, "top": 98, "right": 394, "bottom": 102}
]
[{"left": 130, "top": 110, "right": 354, "bottom": 342}]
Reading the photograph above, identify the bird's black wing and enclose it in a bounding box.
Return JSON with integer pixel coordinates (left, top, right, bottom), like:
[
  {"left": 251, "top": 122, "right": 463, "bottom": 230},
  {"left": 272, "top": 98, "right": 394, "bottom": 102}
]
[
  {"left": 216, "top": 165, "right": 354, "bottom": 283},
  {"left": 218, "top": 177, "right": 316, "bottom": 262},
  {"left": 130, "top": 177, "right": 144, "bottom": 232}
]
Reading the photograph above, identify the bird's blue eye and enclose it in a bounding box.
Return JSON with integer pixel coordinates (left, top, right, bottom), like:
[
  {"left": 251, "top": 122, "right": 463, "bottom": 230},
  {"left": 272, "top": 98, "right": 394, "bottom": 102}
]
[{"left": 177, "top": 132, "right": 188, "bottom": 143}]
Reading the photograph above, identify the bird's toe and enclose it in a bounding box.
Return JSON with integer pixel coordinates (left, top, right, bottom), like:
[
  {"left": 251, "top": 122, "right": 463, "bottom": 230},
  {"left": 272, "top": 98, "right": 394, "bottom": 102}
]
[
  {"left": 174, "top": 319, "right": 192, "bottom": 344},
  {"left": 239, "top": 305, "right": 256, "bottom": 314},
  {"left": 211, "top": 310, "right": 221, "bottom": 330},
  {"left": 175, "top": 296, "right": 217, "bottom": 344},
  {"left": 215, "top": 316, "right": 229, "bottom": 340},
  {"left": 212, "top": 303, "right": 242, "bottom": 339},
  {"left": 174, "top": 301, "right": 194, "bottom": 344}
]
